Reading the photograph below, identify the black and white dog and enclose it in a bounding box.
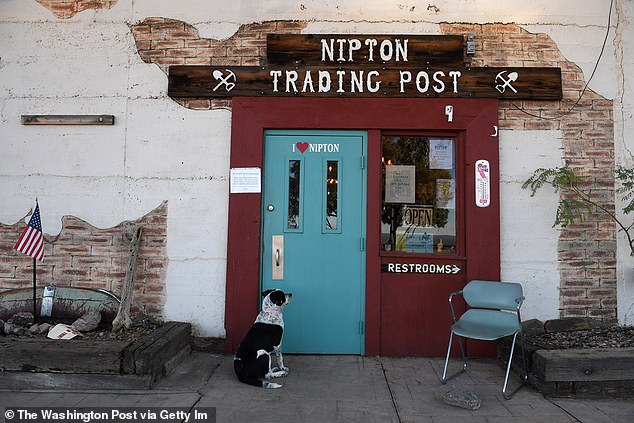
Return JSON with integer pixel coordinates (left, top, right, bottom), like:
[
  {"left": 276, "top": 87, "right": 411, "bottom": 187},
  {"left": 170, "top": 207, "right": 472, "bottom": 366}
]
[{"left": 234, "top": 289, "right": 292, "bottom": 388}]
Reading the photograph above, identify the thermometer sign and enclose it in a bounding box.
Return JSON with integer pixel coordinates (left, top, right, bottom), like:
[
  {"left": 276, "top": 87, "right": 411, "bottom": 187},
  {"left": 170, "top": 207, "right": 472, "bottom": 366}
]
[{"left": 475, "top": 159, "right": 490, "bottom": 208}]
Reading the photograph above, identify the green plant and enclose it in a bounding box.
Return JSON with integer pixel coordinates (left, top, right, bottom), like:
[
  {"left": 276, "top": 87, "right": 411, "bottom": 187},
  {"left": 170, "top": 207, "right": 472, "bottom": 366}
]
[{"left": 522, "top": 163, "right": 634, "bottom": 256}]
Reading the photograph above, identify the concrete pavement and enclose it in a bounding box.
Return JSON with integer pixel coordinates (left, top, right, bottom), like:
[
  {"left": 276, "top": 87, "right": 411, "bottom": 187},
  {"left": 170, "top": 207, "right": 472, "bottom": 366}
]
[{"left": 1, "top": 352, "right": 632, "bottom": 423}]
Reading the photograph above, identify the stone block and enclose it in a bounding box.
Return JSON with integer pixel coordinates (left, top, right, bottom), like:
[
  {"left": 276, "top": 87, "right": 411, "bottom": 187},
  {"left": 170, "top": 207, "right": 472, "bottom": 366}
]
[{"left": 441, "top": 388, "right": 481, "bottom": 410}]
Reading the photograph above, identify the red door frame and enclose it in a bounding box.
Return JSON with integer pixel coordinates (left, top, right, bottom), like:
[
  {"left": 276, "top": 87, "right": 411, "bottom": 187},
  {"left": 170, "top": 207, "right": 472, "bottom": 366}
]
[{"left": 225, "top": 97, "right": 500, "bottom": 355}]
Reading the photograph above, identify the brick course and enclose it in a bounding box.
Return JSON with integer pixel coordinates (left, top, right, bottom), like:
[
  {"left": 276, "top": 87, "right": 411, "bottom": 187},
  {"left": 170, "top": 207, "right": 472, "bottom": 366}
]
[
  {"left": 36, "top": 0, "right": 118, "bottom": 19},
  {"left": 130, "top": 19, "right": 308, "bottom": 110},
  {"left": 129, "top": 20, "right": 617, "bottom": 321},
  {"left": 0, "top": 202, "right": 168, "bottom": 318},
  {"left": 440, "top": 23, "right": 616, "bottom": 322}
]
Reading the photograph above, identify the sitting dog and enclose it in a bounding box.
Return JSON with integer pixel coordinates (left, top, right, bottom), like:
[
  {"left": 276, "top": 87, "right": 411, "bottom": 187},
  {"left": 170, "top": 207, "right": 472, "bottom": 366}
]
[{"left": 234, "top": 289, "right": 292, "bottom": 388}]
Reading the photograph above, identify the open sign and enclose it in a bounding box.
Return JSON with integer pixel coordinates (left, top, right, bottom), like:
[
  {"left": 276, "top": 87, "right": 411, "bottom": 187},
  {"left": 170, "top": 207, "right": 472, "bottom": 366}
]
[{"left": 402, "top": 206, "right": 433, "bottom": 227}]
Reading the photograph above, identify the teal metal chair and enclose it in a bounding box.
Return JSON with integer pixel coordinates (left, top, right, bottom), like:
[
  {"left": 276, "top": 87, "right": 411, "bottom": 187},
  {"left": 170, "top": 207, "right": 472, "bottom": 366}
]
[{"left": 441, "top": 280, "right": 528, "bottom": 399}]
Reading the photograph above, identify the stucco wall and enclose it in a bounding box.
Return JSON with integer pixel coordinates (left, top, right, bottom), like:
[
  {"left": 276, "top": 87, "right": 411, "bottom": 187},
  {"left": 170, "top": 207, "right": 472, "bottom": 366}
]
[
  {"left": 499, "top": 130, "right": 561, "bottom": 322},
  {"left": 614, "top": 0, "right": 634, "bottom": 325},
  {"left": 1, "top": 0, "right": 631, "bottom": 335}
]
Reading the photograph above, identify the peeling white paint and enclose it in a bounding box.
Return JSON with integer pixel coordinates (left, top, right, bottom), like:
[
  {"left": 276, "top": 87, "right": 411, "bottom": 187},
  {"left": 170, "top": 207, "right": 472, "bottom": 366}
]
[{"left": 124, "top": 0, "right": 612, "bottom": 27}]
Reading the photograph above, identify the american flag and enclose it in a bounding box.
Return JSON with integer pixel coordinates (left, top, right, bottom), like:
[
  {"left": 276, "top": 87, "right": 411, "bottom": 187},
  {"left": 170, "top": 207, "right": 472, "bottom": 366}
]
[{"left": 14, "top": 202, "right": 44, "bottom": 262}]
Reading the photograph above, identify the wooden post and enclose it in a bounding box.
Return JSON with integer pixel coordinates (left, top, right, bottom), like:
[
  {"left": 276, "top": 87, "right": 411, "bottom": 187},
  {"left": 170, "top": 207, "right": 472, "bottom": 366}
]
[
  {"left": 112, "top": 225, "right": 142, "bottom": 333},
  {"left": 32, "top": 257, "right": 37, "bottom": 323}
]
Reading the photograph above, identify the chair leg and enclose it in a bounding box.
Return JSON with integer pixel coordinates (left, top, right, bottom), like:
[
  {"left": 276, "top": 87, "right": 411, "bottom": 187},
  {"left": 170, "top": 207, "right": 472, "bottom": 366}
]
[
  {"left": 502, "top": 332, "right": 528, "bottom": 400},
  {"left": 441, "top": 331, "right": 467, "bottom": 384}
]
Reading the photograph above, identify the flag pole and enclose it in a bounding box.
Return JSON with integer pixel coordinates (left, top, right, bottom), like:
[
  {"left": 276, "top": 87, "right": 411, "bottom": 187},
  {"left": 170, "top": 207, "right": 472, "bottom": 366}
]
[
  {"left": 14, "top": 199, "right": 42, "bottom": 323},
  {"left": 33, "top": 257, "right": 37, "bottom": 323},
  {"left": 33, "top": 198, "right": 38, "bottom": 323}
]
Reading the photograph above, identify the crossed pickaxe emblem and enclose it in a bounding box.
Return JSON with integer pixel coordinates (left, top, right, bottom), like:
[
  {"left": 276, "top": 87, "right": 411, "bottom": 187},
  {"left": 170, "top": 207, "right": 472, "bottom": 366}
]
[
  {"left": 495, "top": 70, "right": 519, "bottom": 94},
  {"left": 212, "top": 69, "right": 236, "bottom": 92}
]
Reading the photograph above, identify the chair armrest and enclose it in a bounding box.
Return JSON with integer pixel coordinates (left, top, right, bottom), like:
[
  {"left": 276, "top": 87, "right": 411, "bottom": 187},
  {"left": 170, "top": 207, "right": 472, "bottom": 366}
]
[
  {"left": 449, "top": 290, "right": 464, "bottom": 300},
  {"left": 515, "top": 295, "right": 526, "bottom": 328},
  {"left": 448, "top": 290, "right": 464, "bottom": 322},
  {"left": 515, "top": 296, "right": 525, "bottom": 309}
]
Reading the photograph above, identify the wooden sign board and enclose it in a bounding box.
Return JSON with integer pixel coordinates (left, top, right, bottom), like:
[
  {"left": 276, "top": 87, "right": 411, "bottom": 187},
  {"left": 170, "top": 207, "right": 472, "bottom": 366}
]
[
  {"left": 267, "top": 34, "right": 465, "bottom": 66},
  {"left": 381, "top": 263, "right": 462, "bottom": 274},
  {"left": 168, "top": 65, "right": 562, "bottom": 100}
]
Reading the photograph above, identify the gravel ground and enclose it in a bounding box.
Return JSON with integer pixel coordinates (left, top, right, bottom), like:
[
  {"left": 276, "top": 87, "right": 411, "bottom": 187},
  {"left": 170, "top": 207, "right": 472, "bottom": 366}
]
[
  {"left": 529, "top": 326, "right": 634, "bottom": 349},
  {"left": 80, "top": 322, "right": 160, "bottom": 342},
  {"left": 1, "top": 313, "right": 161, "bottom": 342}
]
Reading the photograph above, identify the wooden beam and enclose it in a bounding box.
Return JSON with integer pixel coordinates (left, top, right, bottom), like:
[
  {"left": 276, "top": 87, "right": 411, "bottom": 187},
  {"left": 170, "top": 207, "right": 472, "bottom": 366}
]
[
  {"left": 168, "top": 65, "right": 562, "bottom": 100},
  {"left": 21, "top": 115, "right": 115, "bottom": 125},
  {"left": 0, "top": 337, "right": 128, "bottom": 373},
  {"left": 533, "top": 348, "right": 634, "bottom": 382}
]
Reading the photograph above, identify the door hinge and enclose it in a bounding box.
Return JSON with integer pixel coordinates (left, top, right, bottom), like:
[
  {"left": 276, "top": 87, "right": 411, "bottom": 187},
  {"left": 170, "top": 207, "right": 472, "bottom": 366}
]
[
  {"left": 359, "top": 320, "right": 365, "bottom": 335},
  {"left": 360, "top": 237, "right": 366, "bottom": 252}
]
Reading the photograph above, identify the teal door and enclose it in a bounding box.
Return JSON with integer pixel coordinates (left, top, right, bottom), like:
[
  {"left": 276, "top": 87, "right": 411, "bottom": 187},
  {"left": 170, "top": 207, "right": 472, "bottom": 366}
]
[{"left": 262, "top": 130, "right": 367, "bottom": 354}]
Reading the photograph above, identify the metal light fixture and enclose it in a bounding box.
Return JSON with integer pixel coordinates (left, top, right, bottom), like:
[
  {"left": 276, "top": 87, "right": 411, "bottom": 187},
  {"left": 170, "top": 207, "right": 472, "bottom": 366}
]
[{"left": 466, "top": 34, "right": 476, "bottom": 55}]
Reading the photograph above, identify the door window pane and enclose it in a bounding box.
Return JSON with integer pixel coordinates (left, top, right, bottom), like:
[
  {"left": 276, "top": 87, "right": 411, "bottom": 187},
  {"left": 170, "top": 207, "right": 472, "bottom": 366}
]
[
  {"left": 324, "top": 160, "right": 339, "bottom": 232},
  {"left": 381, "top": 136, "right": 457, "bottom": 254},
  {"left": 288, "top": 159, "right": 302, "bottom": 230}
]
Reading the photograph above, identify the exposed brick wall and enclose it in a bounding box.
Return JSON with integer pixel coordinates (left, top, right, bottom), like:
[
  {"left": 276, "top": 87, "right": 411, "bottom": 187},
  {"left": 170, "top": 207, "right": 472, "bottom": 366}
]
[
  {"left": 130, "top": 19, "right": 307, "bottom": 110},
  {"left": 0, "top": 201, "right": 168, "bottom": 317},
  {"left": 441, "top": 23, "right": 616, "bottom": 322},
  {"left": 36, "top": 0, "right": 118, "bottom": 19},
  {"left": 129, "top": 19, "right": 616, "bottom": 321}
]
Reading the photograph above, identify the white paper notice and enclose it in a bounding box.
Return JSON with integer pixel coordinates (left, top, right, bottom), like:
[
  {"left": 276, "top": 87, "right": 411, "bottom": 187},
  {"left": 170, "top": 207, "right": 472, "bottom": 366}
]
[
  {"left": 230, "top": 168, "right": 261, "bottom": 193},
  {"left": 385, "top": 165, "right": 416, "bottom": 204},
  {"left": 429, "top": 139, "right": 453, "bottom": 169}
]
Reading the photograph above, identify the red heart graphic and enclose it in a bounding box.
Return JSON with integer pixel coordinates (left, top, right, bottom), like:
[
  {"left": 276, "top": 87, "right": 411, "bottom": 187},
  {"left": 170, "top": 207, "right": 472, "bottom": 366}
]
[{"left": 296, "top": 142, "right": 309, "bottom": 153}]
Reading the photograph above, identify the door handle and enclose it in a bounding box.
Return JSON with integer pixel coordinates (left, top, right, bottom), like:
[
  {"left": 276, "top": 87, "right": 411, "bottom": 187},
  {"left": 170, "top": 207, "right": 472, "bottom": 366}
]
[{"left": 272, "top": 235, "right": 284, "bottom": 280}]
